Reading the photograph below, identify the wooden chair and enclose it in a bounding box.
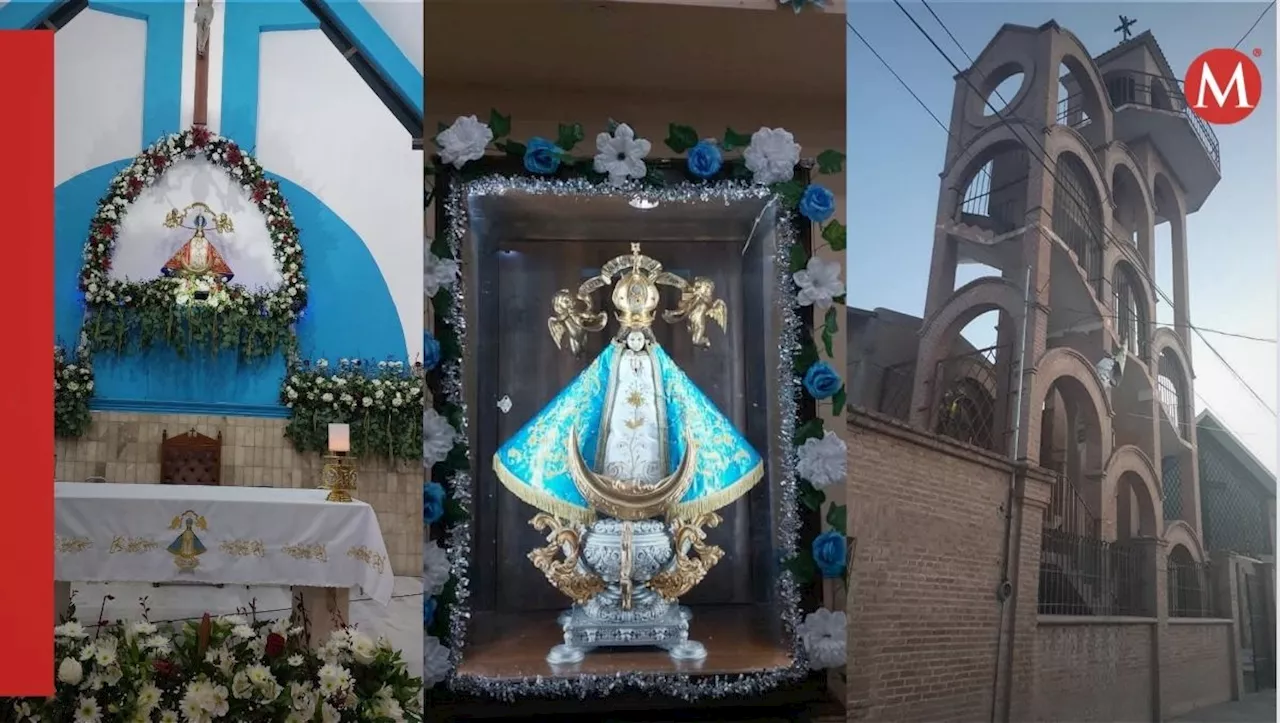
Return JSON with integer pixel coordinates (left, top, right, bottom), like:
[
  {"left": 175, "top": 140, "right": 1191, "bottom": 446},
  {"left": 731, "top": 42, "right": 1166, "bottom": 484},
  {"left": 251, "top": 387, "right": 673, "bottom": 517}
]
[{"left": 160, "top": 429, "right": 223, "bottom": 486}]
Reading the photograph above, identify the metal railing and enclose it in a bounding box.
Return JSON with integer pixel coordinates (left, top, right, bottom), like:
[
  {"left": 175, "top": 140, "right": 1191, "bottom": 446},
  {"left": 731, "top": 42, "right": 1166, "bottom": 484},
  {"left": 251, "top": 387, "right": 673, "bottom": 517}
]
[
  {"left": 1168, "top": 557, "right": 1215, "bottom": 618},
  {"left": 1157, "top": 375, "right": 1187, "bottom": 438},
  {"left": 932, "top": 345, "right": 1007, "bottom": 453},
  {"left": 877, "top": 361, "right": 916, "bottom": 422},
  {"left": 1056, "top": 70, "right": 1221, "bottom": 171}
]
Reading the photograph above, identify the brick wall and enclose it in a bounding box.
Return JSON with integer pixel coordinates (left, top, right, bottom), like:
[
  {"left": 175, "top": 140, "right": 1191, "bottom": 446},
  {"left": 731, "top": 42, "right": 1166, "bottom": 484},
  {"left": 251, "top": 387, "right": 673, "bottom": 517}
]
[
  {"left": 1162, "top": 621, "right": 1234, "bottom": 718},
  {"left": 56, "top": 411, "right": 421, "bottom": 575},
  {"left": 848, "top": 411, "right": 1013, "bottom": 722},
  {"left": 1033, "top": 622, "right": 1154, "bottom": 722}
]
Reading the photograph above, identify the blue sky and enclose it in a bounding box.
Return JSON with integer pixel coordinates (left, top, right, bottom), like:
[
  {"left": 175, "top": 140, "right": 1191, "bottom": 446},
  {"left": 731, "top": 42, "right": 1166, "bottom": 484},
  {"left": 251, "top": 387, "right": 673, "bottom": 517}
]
[{"left": 848, "top": 1, "right": 1278, "bottom": 472}]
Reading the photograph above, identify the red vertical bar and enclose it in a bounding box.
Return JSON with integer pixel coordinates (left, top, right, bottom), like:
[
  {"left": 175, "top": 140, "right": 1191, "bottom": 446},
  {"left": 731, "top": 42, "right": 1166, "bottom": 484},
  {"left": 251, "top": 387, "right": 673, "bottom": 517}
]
[{"left": 0, "top": 30, "right": 54, "bottom": 697}]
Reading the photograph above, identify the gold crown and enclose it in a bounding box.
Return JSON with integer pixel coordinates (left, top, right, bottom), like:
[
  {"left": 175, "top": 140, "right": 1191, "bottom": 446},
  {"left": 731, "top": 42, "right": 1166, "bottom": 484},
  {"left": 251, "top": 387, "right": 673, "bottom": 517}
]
[{"left": 611, "top": 244, "right": 661, "bottom": 329}]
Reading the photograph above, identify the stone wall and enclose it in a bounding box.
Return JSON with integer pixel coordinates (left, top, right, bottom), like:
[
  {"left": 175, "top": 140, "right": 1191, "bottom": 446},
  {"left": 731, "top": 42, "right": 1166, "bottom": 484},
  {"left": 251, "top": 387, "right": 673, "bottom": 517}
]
[
  {"left": 56, "top": 411, "right": 421, "bottom": 576},
  {"left": 1033, "top": 621, "right": 1155, "bottom": 722},
  {"left": 1162, "top": 621, "right": 1235, "bottom": 718}
]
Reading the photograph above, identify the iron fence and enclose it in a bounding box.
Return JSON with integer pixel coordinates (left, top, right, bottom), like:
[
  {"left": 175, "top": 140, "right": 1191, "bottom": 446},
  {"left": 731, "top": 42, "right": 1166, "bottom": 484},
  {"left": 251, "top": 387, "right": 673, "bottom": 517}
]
[
  {"left": 877, "top": 361, "right": 915, "bottom": 422},
  {"left": 1039, "top": 473, "right": 1150, "bottom": 617},
  {"left": 932, "top": 345, "right": 1008, "bottom": 453},
  {"left": 1167, "top": 557, "right": 1215, "bottom": 618}
]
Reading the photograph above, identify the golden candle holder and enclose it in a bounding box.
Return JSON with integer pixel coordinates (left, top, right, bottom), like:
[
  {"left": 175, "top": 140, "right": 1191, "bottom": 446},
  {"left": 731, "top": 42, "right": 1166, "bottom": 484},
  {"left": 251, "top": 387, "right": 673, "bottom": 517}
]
[{"left": 320, "top": 453, "right": 358, "bottom": 503}]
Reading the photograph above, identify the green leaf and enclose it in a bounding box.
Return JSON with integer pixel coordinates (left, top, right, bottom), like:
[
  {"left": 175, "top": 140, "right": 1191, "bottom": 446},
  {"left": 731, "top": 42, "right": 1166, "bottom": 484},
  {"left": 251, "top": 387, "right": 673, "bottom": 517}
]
[
  {"left": 795, "top": 336, "right": 820, "bottom": 374},
  {"left": 793, "top": 417, "right": 824, "bottom": 445},
  {"left": 833, "top": 294, "right": 846, "bottom": 305},
  {"left": 821, "top": 306, "right": 838, "bottom": 357},
  {"left": 788, "top": 243, "right": 809, "bottom": 274},
  {"left": 832, "top": 385, "right": 847, "bottom": 414},
  {"left": 783, "top": 550, "right": 819, "bottom": 585},
  {"left": 722, "top": 127, "right": 752, "bottom": 152},
  {"left": 663, "top": 123, "right": 699, "bottom": 154},
  {"left": 644, "top": 167, "right": 667, "bottom": 188},
  {"left": 798, "top": 481, "right": 827, "bottom": 511},
  {"left": 500, "top": 140, "right": 526, "bottom": 158},
  {"left": 771, "top": 180, "right": 804, "bottom": 209},
  {"left": 826, "top": 503, "right": 848, "bottom": 536},
  {"left": 816, "top": 149, "right": 846, "bottom": 174},
  {"left": 556, "top": 122, "right": 585, "bottom": 152},
  {"left": 822, "top": 220, "right": 847, "bottom": 251},
  {"left": 489, "top": 109, "right": 512, "bottom": 140},
  {"left": 606, "top": 118, "right": 621, "bottom": 134}
]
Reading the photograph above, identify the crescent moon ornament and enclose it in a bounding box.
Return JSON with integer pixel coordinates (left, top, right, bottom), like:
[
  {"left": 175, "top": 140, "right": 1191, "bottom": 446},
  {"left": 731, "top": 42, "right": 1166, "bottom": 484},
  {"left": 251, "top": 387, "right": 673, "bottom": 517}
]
[{"left": 565, "top": 427, "right": 699, "bottom": 521}]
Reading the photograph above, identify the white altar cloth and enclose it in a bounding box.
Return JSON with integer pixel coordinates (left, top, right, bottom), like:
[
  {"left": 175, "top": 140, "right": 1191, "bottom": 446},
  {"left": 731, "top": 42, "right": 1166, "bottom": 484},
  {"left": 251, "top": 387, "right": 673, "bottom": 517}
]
[{"left": 54, "top": 483, "right": 394, "bottom": 605}]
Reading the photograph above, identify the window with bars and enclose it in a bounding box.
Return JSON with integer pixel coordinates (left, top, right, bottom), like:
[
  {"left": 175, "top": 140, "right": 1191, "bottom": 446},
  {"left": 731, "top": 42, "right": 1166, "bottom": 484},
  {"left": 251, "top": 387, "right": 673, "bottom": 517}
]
[
  {"left": 1113, "top": 264, "right": 1147, "bottom": 360},
  {"left": 1199, "top": 437, "right": 1273, "bottom": 557},
  {"left": 1051, "top": 154, "right": 1105, "bottom": 293}
]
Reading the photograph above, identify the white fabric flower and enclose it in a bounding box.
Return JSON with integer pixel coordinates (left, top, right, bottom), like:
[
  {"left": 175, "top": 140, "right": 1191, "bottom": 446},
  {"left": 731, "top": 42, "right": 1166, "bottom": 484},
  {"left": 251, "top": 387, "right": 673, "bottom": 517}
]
[
  {"left": 593, "top": 123, "right": 651, "bottom": 187},
  {"left": 743, "top": 127, "right": 801, "bottom": 185},
  {"left": 57, "top": 657, "right": 83, "bottom": 685},
  {"left": 422, "top": 408, "right": 458, "bottom": 467},
  {"left": 424, "top": 635, "right": 451, "bottom": 687},
  {"left": 436, "top": 115, "right": 493, "bottom": 170},
  {"left": 423, "top": 539, "right": 451, "bottom": 596},
  {"left": 797, "top": 607, "right": 847, "bottom": 670},
  {"left": 793, "top": 256, "right": 843, "bottom": 307},
  {"left": 796, "top": 431, "right": 847, "bottom": 489},
  {"left": 423, "top": 253, "right": 459, "bottom": 299}
]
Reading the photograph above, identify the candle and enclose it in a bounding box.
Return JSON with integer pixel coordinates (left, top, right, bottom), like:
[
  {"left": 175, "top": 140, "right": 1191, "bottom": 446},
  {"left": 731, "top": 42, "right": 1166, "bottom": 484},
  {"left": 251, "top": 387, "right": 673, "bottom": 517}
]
[{"left": 328, "top": 423, "right": 350, "bottom": 454}]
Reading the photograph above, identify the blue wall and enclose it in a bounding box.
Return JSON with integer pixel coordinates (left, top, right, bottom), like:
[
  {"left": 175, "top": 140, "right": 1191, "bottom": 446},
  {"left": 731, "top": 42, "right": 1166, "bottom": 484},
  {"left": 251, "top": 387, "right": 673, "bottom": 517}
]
[{"left": 24, "top": 0, "right": 422, "bottom": 416}]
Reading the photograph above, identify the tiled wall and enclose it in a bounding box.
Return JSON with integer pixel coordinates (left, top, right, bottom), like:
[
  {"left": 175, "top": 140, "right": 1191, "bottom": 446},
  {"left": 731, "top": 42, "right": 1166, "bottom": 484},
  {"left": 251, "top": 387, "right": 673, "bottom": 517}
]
[{"left": 56, "top": 411, "right": 421, "bottom": 576}]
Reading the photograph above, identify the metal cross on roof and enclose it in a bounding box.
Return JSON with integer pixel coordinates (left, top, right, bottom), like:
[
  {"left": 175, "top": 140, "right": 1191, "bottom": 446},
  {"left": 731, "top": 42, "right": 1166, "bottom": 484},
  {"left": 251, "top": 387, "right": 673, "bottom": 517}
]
[{"left": 1114, "top": 14, "right": 1138, "bottom": 41}]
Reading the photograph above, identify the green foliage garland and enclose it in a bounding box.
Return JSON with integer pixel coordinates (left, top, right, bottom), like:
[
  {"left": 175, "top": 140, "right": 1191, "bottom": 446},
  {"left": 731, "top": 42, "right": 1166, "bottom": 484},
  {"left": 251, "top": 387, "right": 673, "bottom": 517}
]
[
  {"left": 54, "top": 342, "right": 94, "bottom": 439},
  {"left": 282, "top": 359, "right": 425, "bottom": 463}
]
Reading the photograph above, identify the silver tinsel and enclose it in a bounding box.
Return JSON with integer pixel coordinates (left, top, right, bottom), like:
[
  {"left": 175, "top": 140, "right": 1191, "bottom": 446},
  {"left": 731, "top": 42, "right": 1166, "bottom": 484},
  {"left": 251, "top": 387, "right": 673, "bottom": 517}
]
[{"left": 432, "top": 174, "right": 810, "bottom": 700}]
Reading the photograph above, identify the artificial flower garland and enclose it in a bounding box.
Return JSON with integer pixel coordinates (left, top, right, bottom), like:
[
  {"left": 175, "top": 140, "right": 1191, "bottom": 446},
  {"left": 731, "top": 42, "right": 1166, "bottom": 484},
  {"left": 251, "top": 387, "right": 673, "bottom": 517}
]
[
  {"left": 79, "top": 127, "right": 307, "bottom": 362},
  {"left": 54, "top": 337, "right": 94, "bottom": 439},
  {"left": 282, "top": 357, "right": 425, "bottom": 463},
  {"left": 424, "top": 112, "right": 850, "bottom": 688},
  {"left": 0, "top": 612, "right": 423, "bottom": 722}
]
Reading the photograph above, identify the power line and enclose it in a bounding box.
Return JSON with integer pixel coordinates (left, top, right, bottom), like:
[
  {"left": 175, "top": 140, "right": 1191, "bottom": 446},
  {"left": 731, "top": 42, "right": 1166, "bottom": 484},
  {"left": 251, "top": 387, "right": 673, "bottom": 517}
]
[
  {"left": 892, "top": 0, "right": 1278, "bottom": 419},
  {"left": 1234, "top": 1, "right": 1275, "bottom": 50},
  {"left": 846, "top": 20, "right": 951, "bottom": 135}
]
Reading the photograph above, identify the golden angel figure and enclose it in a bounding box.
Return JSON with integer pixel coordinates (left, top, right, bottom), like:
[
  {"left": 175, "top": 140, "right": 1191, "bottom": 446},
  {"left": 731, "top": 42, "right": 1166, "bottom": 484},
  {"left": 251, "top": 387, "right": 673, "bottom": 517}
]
[
  {"left": 547, "top": 289, "right": 607, "bottom": 358},
  {"left": 663, "top": 276, "right": 727, "bottom": 348}
]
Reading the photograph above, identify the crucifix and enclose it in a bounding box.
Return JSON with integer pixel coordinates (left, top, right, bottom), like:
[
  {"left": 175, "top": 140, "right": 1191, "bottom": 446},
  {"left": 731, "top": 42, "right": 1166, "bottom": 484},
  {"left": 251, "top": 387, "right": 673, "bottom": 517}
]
[
  {"left": 193, "top": 0, "right": 215, "bottom": 127},
  {"left": 1114, "top": 14, "right": 1137, "bottom": 42}
]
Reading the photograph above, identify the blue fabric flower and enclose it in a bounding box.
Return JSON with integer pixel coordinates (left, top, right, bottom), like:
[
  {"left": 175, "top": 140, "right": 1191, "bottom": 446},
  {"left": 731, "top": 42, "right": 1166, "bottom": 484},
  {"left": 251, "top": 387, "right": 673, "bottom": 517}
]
[
  {"left": 423, "top": 330, "right": 442, "bottom": 372},
  {"left": 798, "top": 184, "right": 836, "bottom": 223},
  {"left": 803, "top": 361, "right": 842, "bottom": 400},
  {"left": 523, "top": 137, "right": 563, "bottom": 175},
  {"left": 424, "top": 481, "right": 446, "bottom": 525},
  {"left": 686, "top": 140, "right": 723, "bottom": 179},
  {"left": 811, "top": 529, "right": 847, "bottom": 579},
  {"left": 424, "top": 596, "right": 437, "bottom": 627}
]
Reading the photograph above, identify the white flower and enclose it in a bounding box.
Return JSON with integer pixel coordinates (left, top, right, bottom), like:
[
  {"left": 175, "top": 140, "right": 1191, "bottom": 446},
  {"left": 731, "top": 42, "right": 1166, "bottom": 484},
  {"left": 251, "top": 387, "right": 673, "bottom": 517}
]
[
  {"left": 231, "top": 624, "right": 255, "bottom": 640},
  {"left": 320, "top": 703, "right": 341, "bottom": 723},
  {"left": 289, "top": 682, "right": 316, "bottom": 712},
  {"left": 422, "top": 408, "right": 458, "bottom": 467},
  {"left": 743, "top": 127, "right": 801, "bottom": 185},
  {"left": 350, "top": 632, "right": 378, "bottom": 665},
  {"left": 316, "top": 663, "right": 353, "bottom": 697},
  {"left": 286, "top": 654, "right": 304, "bottom": 667},
  {"left": 73, "top": 696, "right": 101, "bottom": 723},
  {"left": 592, "top": 123, "right": 651, "bottom": 187},
  {"left": 436, "top": 115, "right": 493, "bottom": 169},
  {"left": 424, "top": 635, "right": 452, "bottom": 687},
  {"left": 793, "top": 256, "right": 843, "bottom": 307},
  {"left": 128, "top": 621, "right": 157, "bottom": 638},
  {"left": 424, "top": 253, "right": 459, "bottom": 298},
  {"left": 55, "top": 620, "right": 88, "bottom": 639},
  {"left": 797, "top": 607, "right": 846, "bottom": 670},
  {"left": 796, "top": 431, "right": 847, "bottom": 489},
  {"left": 57, "top": 657, "right": 83, "bottom": 685},
  {"left": 136, "top": 683, "right": 162, "bottom": 712},
  {"left": 158, "top": 712, "right": 179, "bottom": 723},
  {"left": 231, "top": 671, "right": 254, "bottom": 699},
  {"left": 423, "top": 539, "right": 451, "bottom": 596}
]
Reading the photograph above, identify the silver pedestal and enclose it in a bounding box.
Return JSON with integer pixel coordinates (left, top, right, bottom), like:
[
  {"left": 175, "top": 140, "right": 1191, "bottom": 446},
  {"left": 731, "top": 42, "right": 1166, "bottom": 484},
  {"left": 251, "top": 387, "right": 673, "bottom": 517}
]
[{"left": 545, "top": 518, "right": 708, "bottom": 664}]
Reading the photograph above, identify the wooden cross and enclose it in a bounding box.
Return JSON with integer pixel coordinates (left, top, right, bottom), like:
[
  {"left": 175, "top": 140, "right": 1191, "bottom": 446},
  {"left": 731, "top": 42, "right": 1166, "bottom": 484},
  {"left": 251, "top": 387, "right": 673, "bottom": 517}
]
[
  {"left": 193, "top": 0, "right": 214, "bottom": 127},
  {"left": 1114, "top": 15, "right": 1138, "bottom": 42}
]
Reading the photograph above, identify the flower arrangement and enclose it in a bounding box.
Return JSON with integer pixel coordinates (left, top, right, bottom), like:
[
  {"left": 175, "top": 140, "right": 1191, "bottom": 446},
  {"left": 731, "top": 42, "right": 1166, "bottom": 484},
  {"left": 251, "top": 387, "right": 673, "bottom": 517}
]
[
  {"left": 282, "top": 358, "right": 424, "bottom": 463},
  {"left": 54, "top": 339, "right": 95, "bottom": 439},
  {"left": 79, "top": 127, "right": 306, "bottom": 362},
  {"left": 425, "top": 111, "right": 850, "bottom": 687},
  {"left": 0, "top": 613, "right": 423, "bottom": 723}
]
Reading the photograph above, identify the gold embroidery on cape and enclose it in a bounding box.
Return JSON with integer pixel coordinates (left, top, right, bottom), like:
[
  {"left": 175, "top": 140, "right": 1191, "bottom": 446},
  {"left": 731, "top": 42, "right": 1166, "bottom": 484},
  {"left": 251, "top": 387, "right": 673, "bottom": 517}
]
[
  {"left": 527, "top": 513, "right": 606, "bottom": 604},
  {"left": 109, "top": 536, "right": 160, "bottom": 554},
  {"left": 56, "top": 536, "right": 93, "bottom": 554},
  {"left": 649, "top": 513, "right": 725, "bottom": 601},
  {"left": 219, "top": 539, "right": 266, "bottom": 557},
  {"left": 346, "top": 546, "right": 386, "bottom": 574},
  {"left": 283, "top": 543, "right": 327, "bottom": 562}
]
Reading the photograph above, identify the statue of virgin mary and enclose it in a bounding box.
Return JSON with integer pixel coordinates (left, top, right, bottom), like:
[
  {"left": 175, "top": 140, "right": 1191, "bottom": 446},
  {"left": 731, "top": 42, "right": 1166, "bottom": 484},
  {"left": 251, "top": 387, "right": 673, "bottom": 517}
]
[{"left": 492, "top": 246, "right": 763, "bottom": 525}]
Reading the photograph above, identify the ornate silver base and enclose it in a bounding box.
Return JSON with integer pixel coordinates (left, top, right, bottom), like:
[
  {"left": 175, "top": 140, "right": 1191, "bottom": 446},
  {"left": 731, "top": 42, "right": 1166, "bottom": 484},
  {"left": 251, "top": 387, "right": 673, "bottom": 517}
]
[{"left": 545, "top": 594, "right": 708, "bottom": 664}]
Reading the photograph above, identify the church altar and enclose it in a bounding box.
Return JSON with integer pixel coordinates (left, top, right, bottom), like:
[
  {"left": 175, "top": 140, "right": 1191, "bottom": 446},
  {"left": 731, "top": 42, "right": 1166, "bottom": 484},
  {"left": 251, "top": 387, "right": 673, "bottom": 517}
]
[{"left": 55, "top": 483, "right": 394, "bottom": 641}]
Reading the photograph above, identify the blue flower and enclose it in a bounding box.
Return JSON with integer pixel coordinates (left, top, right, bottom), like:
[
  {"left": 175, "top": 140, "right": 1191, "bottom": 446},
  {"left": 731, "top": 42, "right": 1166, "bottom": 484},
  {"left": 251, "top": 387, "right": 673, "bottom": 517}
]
[
  {"left": 811, "top": 530, "right": 847, "bottom": 579},
  {"left": 686, "top": 140, "right": 723, "bottom": 179},
  {"left": 424, "top": 481, "right": 446, "bottom": 525},
  {"left": 423, "top": 331, "right": 442, "bottom": 372},
  {"left": 798, "top": 184, "right": 836, "bottom": 223},
  {"left": 523, "top": 137, "right": 563, "bottom": 175},
  {"left": 803, "top": 361, "right": 842, "bottom": 400},
  {"left": 424, "top": 596, "right": 437, "bottom": 627}
]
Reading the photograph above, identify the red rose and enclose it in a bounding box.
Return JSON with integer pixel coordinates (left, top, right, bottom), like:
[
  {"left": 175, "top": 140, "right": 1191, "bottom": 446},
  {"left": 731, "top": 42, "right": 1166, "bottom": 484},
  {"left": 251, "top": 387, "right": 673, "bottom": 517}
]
[
  {"left": 226, "top": 147, "right": 243, "bottom": 165},
  {"left": 98, "top": 223, "right": 114, "bottom": 238},
  {"left": 151, "top": 153, "right": 167, "bottom": 168},
  {"left": 192, "top": 127, "right": 210, "bottom": 147},
  {"left": 265, "top": 632, "right": 285, "bottom": 658},
  {"left": 152, "top": 659, "right": 176, "bottom": 676}
]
